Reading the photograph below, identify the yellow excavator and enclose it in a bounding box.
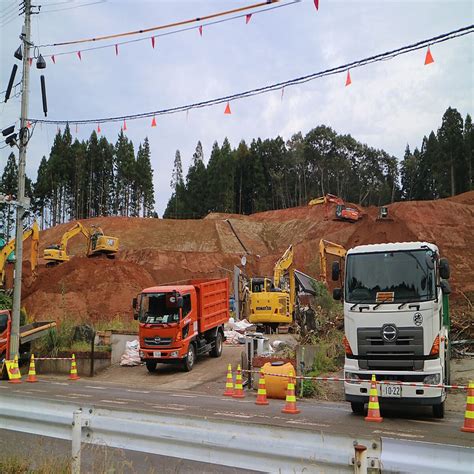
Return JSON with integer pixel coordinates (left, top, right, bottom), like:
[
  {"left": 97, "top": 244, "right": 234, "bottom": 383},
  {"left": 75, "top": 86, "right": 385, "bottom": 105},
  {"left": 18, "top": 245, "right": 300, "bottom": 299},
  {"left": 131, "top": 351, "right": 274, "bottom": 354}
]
[
  {"left": 0, "top": 221, "right": 39, "bottom": 286},
  {"left": 319, "top": 239, "right": 346, "bottom": 286},
  {"left": 43, "top": 222, "right": 119, "bottom": 265},
  {"left": 249, "top": 245, "right": 295, "bottom": 329}
]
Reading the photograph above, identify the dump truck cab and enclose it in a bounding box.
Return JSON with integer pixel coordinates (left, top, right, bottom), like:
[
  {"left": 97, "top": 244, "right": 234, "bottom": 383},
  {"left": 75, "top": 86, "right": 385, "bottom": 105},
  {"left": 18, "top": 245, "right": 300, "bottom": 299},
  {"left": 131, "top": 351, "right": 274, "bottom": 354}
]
[{"left": 134, "top": 279, "right": 228, "bottom": 372}]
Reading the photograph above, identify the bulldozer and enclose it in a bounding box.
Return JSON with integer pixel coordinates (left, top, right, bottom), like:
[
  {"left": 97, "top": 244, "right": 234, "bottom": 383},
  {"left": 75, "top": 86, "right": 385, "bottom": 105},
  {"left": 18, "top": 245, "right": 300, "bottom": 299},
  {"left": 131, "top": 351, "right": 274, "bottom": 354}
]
[
  {"left": 0, "top": 221, "right": 39, "bottom": 287},
  {"left": 376, "top": 206, "right": 394, "bottom": 221},
  {"left": 44, "top": 221, "right": 119, "bottom": 266}
]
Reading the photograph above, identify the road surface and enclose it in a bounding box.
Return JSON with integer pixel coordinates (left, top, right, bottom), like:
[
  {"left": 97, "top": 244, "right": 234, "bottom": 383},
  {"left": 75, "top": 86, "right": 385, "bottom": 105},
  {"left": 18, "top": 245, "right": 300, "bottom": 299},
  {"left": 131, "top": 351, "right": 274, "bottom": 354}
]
[{"left": 0, "top": 377, "right": 472, "bottom": 448}]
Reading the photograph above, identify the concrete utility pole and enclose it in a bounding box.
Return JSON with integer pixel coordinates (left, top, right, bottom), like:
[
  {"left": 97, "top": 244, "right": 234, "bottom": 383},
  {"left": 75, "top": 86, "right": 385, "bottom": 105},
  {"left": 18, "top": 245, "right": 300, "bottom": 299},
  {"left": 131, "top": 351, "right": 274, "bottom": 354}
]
[{"left": 10, "top": 0, "right": 32, "bottom": 358}]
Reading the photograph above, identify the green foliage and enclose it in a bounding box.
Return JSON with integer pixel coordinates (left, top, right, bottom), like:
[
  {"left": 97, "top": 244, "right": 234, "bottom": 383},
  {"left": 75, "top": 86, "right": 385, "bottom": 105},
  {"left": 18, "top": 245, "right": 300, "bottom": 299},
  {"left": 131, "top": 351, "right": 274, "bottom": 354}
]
[
  {"left": 302, "top": 378, "right": 316, "bottom": 397},
  {"left": 311, "top": 280, "right": 338, "bottom": 314},
  {"left": 0, "top": 293, "right": 12, "bottom": 310}
]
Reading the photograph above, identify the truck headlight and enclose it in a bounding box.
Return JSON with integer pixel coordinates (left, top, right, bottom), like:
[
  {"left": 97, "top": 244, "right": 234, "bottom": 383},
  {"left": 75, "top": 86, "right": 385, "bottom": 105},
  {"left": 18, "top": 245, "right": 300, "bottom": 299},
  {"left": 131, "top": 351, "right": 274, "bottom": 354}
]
[
  {"left": 345, "top": 372, "right": 360, "bottom": 380},
  {"left": 423, "top": 374, "right": 440, "bottom": 385},
  {"left": 170, "top": 351, "right": 179, "bottom": 358}
]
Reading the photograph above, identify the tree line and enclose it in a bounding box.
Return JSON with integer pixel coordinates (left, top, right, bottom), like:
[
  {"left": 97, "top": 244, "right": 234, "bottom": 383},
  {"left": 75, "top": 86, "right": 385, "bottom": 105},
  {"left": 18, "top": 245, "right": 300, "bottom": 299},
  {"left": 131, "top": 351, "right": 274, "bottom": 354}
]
[
  {"left": 164, "top": 107, "right": 473, "bottom": 219},
  {"left": 0, "top": 125, "right": 155, "bottom": 238}
]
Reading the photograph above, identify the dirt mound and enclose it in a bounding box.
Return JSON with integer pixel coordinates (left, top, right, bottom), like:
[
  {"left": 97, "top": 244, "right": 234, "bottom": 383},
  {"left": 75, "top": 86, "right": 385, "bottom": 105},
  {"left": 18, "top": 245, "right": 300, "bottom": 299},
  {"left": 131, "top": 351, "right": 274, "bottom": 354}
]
[{"left": 22, "top": 192, "right": 474, "bottom": 322}]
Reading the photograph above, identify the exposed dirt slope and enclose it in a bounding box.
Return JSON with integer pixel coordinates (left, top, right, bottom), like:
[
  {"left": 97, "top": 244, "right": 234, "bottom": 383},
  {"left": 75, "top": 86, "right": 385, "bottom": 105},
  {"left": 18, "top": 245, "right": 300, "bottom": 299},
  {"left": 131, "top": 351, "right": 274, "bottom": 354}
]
[{"left": 21, "top": 191, "right": 474, "bottom": 322}]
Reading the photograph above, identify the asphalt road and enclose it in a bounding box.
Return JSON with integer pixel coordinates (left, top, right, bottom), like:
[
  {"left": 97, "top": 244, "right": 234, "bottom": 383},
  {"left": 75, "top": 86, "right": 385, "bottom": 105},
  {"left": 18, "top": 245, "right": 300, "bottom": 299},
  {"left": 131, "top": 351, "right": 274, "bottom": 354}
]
[{"left": 1, "top": 377, "right": 472, "bottom": 448}]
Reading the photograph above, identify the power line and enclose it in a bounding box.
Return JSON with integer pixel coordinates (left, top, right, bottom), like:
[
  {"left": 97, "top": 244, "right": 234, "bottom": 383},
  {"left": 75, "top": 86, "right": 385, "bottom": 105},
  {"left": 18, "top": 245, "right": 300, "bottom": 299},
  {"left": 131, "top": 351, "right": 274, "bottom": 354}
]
[
  {"left": 30, "top": 24, "right": 474, "bottom": 126},
  {"left": 38, "top": 0, "right": 299, "bottom": 59},
  {"left": 38, "top": 0, "right": 286, "bottom": 47},
  {"left": 39, "top": 0, "right": 106, "bottom": 14}
]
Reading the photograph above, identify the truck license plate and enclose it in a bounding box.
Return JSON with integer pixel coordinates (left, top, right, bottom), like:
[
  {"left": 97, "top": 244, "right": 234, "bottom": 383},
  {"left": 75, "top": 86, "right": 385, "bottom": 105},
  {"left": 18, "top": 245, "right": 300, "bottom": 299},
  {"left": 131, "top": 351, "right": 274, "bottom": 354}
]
[
  {"left": 381, "top": 384, "right": 402, "bottom": 397},
  {"left": 153, "top": 351, "right": 161, "bottom": 357}
]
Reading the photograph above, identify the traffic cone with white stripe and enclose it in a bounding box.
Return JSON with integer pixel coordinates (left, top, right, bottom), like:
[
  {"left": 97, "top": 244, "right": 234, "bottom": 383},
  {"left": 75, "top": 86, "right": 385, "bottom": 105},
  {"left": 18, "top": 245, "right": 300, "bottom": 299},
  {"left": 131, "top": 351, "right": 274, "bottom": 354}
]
[
  {"left": 255, "top": 369, "right": 269, "bottom": 406},
  {"left": 282, "top": 368, "right": 300, "bottom": 414},
  {"left": 68, "top": 354, "right": 80, "bottom": 381},
  {"left": 232, "top": 364, "right": 245, "bottom": 398},
  {"left": 26, "top": 353, "right": 38, "bottom": 383},
  {"left": 461, "top": 381, "right": 474, "bottom": 433},
  {"left": 365, "top": 374, "right": 383, "bottom": 422},
  {"left": 223, "top": 363, "right": 234, "bottom": 396}
]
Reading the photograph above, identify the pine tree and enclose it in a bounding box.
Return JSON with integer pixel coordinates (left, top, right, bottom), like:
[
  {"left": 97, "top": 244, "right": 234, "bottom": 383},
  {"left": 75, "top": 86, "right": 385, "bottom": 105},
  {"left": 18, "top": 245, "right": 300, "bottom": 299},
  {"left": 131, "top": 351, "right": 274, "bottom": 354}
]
[
  {"left": 136, "top": 137, "right": 155, "bottom": 217},
  {"left": 184, "top": 141, "right": 208, "bottom": 218},
  {"left": 0, "top": 153, "right": 18, "bottom": 240},
  {"left": 114, "top": 130, "right": 136, "bottom": 216},
  {"left": 165, "top": 150, "right": 184, "bottom": 218},
  {"left": 464, "top": 114, "right": 473, "bottom": 191}
]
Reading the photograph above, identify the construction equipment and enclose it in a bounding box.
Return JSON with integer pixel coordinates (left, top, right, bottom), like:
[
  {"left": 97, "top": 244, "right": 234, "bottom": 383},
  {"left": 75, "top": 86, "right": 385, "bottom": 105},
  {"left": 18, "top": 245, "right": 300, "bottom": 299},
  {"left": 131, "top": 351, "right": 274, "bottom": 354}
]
[
  {"left": 134, "top": 278, "right": 228, "bottom": 372},
  {"left": 249, "top": 245, "right": 295, "bottom": 329},
  {"left": 319, "top": 239, "right": 347, "bottom": 285},
  {"left": 376, "top": 206, "right": 394, "bottom": 221},
  {"left": 0, "top": 221, "right": 39, "bottom": 286},
  {"left": 335, "top": 204, "right": 361, "bottom": 223},
  {"left": 43, "top": 221, "right": 119, "bottom": 265},
  {"left": 308, "top": 193, "right": 343, "bottom": 206}
]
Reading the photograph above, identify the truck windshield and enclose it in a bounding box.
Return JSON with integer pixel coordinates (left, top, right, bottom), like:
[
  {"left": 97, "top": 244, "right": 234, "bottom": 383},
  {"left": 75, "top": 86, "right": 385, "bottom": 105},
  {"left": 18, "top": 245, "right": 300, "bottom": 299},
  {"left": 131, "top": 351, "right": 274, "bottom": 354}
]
[
  {"left": 345, "top": 250, "right": 435, "bottom": 304},
  {"left": 139, "top": 293, "right": 180, "bottom": 324}
]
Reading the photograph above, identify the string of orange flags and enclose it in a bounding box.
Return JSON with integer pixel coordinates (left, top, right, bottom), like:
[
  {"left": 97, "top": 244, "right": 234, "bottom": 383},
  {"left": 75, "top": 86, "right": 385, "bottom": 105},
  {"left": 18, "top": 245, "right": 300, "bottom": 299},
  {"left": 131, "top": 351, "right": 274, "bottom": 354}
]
[
  {"left": 28, "top": 24, "right": 474, "bottom": 135},
  {"left": 35, "top": 0, "right": 302, "bottom": 62}
]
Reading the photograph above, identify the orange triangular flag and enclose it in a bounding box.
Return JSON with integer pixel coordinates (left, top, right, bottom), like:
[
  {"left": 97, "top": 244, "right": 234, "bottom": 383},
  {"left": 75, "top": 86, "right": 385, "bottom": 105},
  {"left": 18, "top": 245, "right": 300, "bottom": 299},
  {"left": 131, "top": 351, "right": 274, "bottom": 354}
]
[
  {"left": 151, "top": 116, "right": 157, "bottom": 127},
  {"left": 151, "top": 36, "right": 155, "bottom": 49},
  {"left": 77, "top": 51, "right": 82, "bottom": 61},
  {"left": 115, "top": 44, "right": 119, "bottom": 56},
  {"left": 224, "top": 102, "right": 231, "bottom": 114},
  {"left": 424, "top": 47, "right": 434, "bottom": 65},
  {"left": 199, "top": 25, "right": 203, "bottom": 36},
  {"left": 97, "top": 124, "right": 101, "bottom": 133},
  {"left": 26, "top": 121, "right": 31, "bottom": 128},
  {"left": 314, "top": 0, "right": 319, "bottom": 9},
  {"left": 123, "top": 120, "right": 127, "bottom": 131},
  {"left": 246, "top": 14, "right": 252, "bottom": 24},
  {"left": 51, "top": 55, "right": 56, "bottom": 64},
  {"left": 28, "top": 58, "right": 32, "bottom": 66},
  {"left": 345, "top": 70, "right": 352, "bottom": 86}
]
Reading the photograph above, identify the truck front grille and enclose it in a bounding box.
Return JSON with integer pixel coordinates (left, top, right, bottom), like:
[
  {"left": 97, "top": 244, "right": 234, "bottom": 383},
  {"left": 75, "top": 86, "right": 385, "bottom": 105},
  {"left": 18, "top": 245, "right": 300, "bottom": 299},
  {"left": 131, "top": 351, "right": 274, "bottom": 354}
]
[{"left": 143, "top": 337, "right": 172, "bottom": 347}]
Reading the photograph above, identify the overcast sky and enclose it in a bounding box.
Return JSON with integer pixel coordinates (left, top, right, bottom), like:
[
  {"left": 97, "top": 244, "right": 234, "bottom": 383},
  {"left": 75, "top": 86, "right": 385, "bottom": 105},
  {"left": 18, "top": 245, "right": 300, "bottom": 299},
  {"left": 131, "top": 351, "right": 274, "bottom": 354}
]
[{"left": 1, "top": 0, "right": 473, "bottom": 215}]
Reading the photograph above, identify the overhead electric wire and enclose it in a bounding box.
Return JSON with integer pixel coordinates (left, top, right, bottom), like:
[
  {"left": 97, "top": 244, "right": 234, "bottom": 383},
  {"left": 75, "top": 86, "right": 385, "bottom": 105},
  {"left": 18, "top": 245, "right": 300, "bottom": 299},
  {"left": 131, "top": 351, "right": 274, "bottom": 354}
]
[
  {"left": 30, "top": 24, "right": 474, "bottom": 126},
  {"left": 38, "top": 0, "right": 284, "bottom": 47},
  {"left": 38, "top": 0, "right": 299, "bottom": 59},
  {"left": 39, "top": 0, "right": 106, "bottom": 14}
]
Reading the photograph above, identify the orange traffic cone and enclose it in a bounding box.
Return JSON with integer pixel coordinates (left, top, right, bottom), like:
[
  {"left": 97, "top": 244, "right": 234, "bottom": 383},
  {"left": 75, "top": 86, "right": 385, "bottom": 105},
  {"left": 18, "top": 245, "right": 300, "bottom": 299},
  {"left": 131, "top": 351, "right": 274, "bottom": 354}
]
[
  {"left": 7, "top": 355, "right": 22, "bottom": 384},
  {"left": 461, "top": 381, "right": 474, "bottom": 433},
  {"left": 26, "top": 354, "right": 38, "bottom": 383},
  {"left": 281, "top": 369, "right": 300, "bottom": 414},
  {"left": 68, "top": 354, "right": 80, "bottom": 381},
  {"left": 223, "top": 363, "right": 234, "bottom": 397},
  {"left": 232, "top": 364, "right": 245, "bottom": 398},
  {"left": 365, "top": 375, "right": 383, "bottom": 422},
  {"left": 255, "top": 369, "right": 269, "bottom": 406}
]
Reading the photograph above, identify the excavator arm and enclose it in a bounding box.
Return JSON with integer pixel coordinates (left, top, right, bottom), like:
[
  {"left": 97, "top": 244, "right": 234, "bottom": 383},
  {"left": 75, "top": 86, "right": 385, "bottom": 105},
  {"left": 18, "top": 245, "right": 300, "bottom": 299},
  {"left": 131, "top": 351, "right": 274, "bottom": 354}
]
[
  {"left": 59, "top": 222, "right": 90, "bottom": 251},
  {"left": 319, "top": 239, "right": 346, "bottom": 285},
  {"left": 273, "top": 245, "right": 294, "bottom": 286}
]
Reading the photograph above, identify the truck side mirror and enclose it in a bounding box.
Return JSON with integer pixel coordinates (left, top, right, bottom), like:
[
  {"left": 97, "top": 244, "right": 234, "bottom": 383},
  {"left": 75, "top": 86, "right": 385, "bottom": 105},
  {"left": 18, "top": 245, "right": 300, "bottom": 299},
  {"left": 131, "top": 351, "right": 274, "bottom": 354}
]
[
  {"left": 439, "top": 258, "right": 450, "bottom": 280},
  {"left": 440, "top": 280, "right": 451, "bottom": 295},
  {"left": 333, "top": 288, "right": 342, "bottom": 300},
  {"left": 132, "top": 297, "right": 137, "bottom": 309},
  {"left": 133, "top": 313, "right": 138, "bottom": 321},
  {"left": 332, "top": 261, "right": 340, "bottom": 281}
]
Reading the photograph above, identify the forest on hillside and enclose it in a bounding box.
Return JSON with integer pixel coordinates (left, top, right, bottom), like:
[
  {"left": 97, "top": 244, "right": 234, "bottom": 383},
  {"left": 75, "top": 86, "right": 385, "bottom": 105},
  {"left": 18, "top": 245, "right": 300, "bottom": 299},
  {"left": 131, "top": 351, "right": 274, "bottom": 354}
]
[{"left": 0, "top": 106, "right": 471, "bottom": 237}]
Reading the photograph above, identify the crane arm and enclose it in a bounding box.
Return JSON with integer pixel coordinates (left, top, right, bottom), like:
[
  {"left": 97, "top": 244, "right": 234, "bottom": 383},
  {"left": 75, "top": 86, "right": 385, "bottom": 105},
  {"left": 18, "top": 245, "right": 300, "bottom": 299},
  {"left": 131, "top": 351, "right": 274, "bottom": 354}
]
[
  {"left": 59, "top": 222, "right": 90, "bottom": 251},
  {"left": 319, "top": 239, "right": 346, "bottom": 284}
]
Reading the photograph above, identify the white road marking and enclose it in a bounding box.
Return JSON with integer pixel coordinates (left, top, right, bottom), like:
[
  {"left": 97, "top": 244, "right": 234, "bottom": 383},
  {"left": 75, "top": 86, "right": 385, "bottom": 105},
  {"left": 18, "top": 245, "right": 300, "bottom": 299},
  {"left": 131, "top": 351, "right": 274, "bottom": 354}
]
[
  {"left": 51, "top": 382, "right": 69, "bottom": 386},
  {"left": 55, "top": 394, "right": 80, "bottom": 399},
  {"left": 170, "top": 394, "right": 196, "bottom": 398},
  {"left": 85, "top": 386, "right": 107, "bottom": 390},
  {"left": 409, "top": 419, "right": 443, "bottom": 425},
  {"left": 23, "top": 388, "right": 47, "bottom": 392},
  {"left": 115, "top": 398, "right": 136, "bottom": 403},
  {"left": 0, "top": 385, "right": 8, "bottom": 388},
  {"left": 286, "top": 420, "right": 330, "bottom": 428},
  {"left": 214, "top": 412, "right": 252, "bottom": 419},
  {"left": 126, "top": 389, "right": 150, "bottom": 394},
  {"left": 71, "top": 393, "right": 92, "bottom": 398},
  {"left": 372, "top": 430, "right": 424, "bottom": 439},
  {"left": 152, "top": 405, "right": 185, "bottom": 411},
  {"left": 100, "top": 400, "right": 127, "bottom": 404}
]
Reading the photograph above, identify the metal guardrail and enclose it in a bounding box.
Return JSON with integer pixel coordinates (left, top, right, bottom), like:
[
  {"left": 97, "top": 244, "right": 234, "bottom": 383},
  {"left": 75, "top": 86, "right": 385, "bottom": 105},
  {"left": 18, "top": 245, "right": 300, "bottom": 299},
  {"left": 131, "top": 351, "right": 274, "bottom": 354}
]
[{"left": 1, "top": 395, "right": 473, "bottom": 473}]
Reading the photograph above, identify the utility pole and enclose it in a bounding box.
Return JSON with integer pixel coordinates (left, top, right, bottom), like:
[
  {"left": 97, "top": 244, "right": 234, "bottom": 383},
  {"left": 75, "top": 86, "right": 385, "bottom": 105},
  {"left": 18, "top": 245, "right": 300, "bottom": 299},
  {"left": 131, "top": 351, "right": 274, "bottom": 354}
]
[{"left": 10, "top": 0, "right": 32, "bottom": 359}]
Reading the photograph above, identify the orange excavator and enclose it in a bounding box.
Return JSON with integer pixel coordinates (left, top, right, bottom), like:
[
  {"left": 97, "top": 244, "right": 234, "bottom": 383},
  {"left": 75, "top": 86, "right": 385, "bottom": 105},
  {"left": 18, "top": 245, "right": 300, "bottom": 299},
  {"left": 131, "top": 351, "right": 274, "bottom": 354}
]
[{"left": 309, "top": 194, "right": 361, "bottom": 222}]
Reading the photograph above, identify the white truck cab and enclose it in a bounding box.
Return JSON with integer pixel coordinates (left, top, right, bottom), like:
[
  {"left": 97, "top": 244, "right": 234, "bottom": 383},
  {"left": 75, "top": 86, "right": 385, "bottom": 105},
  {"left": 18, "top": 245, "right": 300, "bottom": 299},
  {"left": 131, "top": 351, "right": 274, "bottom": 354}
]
[{"left": 332, "top": 242, "right": 451, "bottom": 418}]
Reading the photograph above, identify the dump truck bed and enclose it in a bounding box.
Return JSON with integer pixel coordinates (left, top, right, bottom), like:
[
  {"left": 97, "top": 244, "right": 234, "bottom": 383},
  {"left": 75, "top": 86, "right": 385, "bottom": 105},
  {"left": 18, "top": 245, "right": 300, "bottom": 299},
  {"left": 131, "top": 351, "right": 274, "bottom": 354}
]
[{"left": 191, "top": 279, "right": 229, "bottom": 333}]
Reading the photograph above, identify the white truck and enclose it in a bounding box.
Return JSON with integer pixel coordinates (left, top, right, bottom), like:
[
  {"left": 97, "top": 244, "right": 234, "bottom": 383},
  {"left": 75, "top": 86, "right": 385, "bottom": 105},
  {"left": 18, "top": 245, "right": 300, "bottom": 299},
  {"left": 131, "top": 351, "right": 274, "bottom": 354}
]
[{"left": 332, "top": 241, "right": 451, "bottom": 418}]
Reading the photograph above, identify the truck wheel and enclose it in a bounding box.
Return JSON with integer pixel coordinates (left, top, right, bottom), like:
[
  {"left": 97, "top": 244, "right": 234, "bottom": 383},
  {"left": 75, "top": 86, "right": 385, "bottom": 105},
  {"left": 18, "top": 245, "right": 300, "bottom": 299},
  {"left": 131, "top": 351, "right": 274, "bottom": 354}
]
[
  {"left": 433, "top": 402, "right": 445, "bottom": 419},
  {"left": 183, "top": 344, "right": 196, "bottom": 372},
  {"left": 210, "top": 332, "right": 223, "bottom": 358},
  {"left": 351, "top": 402, "right": 365, "bottom": 415},
  {"left": 146, "top": 360, "right": 157, "bottom": 373}
]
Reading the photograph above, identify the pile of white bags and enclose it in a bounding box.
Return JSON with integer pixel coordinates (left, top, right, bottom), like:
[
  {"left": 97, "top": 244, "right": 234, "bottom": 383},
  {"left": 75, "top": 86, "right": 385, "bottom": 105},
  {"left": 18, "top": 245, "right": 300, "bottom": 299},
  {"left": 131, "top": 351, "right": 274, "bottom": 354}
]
[{"left": 120, "top": 340, "right": 141, "bottom": 366}]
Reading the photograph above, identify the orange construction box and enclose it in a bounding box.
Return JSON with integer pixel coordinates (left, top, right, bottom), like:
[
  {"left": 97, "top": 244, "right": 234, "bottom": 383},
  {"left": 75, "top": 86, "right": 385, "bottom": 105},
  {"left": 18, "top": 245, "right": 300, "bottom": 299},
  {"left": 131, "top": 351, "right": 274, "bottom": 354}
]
[{"left": 261, "top": 361, "right": 296, "bottom": 399}]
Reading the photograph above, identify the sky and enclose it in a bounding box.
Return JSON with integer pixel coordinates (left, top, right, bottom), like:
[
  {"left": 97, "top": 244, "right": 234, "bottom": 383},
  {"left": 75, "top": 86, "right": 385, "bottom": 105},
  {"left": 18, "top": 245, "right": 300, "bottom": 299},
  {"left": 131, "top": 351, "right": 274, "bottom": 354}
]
[{"left": 1, "top": 0, "right": 473, "bottom": 216}]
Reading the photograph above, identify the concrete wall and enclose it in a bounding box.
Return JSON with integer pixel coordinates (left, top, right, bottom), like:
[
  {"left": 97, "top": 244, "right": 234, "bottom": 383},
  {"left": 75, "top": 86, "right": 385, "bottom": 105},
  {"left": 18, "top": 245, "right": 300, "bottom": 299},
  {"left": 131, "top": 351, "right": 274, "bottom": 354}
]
[{"left": 36, "top": 354, "right": 111, "bottom": 377}]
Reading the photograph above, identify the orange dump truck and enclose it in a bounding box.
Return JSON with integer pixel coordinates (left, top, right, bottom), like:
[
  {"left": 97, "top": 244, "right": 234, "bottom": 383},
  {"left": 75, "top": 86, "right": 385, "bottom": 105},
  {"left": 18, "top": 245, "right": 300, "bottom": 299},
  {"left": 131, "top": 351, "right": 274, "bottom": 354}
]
[{"left": 133, "top": 279, "right": 229, "bottom": 372}]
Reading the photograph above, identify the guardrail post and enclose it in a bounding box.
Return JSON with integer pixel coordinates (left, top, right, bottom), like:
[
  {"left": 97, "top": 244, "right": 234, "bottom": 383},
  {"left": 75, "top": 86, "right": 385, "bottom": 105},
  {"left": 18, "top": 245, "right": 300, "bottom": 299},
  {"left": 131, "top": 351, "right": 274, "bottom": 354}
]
[
  {"left": 71, "top": 409, "right": 82, "bottom": 474},
  {"left": 353, "top": 444, "right": 368, "bottom": 474}
]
